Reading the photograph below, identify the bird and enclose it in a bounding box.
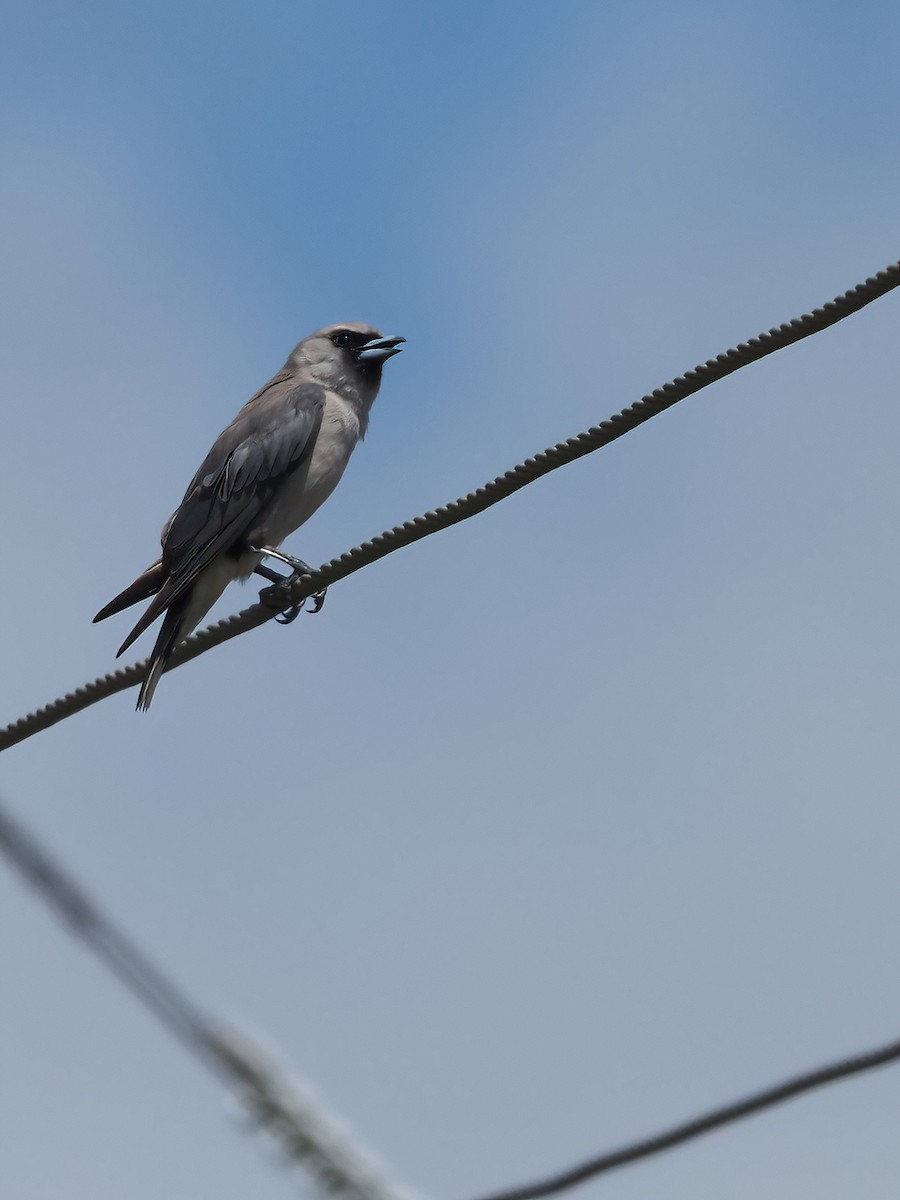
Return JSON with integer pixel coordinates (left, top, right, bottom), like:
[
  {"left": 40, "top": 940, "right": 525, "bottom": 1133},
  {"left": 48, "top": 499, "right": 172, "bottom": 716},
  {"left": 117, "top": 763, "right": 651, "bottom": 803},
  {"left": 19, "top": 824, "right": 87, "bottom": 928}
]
[{"left": 94, "top": 322, "right": 405, "bottom": 710}]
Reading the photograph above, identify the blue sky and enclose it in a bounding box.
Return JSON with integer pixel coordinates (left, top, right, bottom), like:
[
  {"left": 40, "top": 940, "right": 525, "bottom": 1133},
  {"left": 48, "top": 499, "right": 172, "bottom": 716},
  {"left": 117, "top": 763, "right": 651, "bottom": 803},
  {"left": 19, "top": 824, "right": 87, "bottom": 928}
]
[{"left": 2, "top": 3, "right": 900, "bottom": 1198}]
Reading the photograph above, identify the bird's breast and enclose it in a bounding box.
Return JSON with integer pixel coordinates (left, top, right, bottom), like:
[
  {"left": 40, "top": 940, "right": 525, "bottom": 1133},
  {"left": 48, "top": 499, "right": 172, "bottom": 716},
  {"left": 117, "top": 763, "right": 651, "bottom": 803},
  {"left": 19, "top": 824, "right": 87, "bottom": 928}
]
[{"left": 263, "top": 395, "right": 362, "bottom": 546}]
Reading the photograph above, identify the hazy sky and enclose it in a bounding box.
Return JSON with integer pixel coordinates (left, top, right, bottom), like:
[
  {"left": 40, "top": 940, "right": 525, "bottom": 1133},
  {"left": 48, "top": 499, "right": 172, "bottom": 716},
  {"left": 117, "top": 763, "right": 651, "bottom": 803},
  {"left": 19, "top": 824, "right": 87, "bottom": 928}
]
[{"left": 2, "top": 3, "right": 900, "bottom": 1198}]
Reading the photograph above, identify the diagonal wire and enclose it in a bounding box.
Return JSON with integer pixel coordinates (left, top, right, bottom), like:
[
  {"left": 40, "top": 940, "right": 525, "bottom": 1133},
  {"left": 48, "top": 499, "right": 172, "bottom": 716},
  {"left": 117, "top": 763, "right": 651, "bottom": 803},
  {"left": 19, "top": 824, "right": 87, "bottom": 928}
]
[
  {"left": 6, "top": 812, "right": 900, "bottom": 1200},
  {"left": 0, "top": 796, "right": 419, "bottom": 1200},
  {"left": 465, "top": 1033, "right": 900, "bottom": 1200},
  {"left": 2, "top": 258, "right": 899, "bottom": 753}
]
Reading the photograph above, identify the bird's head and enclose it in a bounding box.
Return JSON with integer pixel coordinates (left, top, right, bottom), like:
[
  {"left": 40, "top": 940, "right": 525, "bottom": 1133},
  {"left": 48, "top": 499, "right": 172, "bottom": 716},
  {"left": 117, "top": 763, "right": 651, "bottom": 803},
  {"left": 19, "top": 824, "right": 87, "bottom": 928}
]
[{"left": 287, "top": 323, "right": 405, "bottom": 400}]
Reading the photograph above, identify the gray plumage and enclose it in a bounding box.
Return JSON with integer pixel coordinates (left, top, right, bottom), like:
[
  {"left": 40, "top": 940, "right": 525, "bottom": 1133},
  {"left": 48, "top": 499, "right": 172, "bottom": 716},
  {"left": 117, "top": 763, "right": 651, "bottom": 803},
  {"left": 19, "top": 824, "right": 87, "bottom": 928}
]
[{"left": 95, "top": 322, "right": 404, "bottom": 709}]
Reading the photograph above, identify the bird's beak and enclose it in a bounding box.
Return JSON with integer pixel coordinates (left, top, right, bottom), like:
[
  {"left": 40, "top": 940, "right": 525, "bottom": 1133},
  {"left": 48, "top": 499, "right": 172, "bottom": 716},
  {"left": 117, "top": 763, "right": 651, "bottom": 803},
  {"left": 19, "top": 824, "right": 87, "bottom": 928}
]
[{"left": 358, "top": 335, "right": 406, "bottom": 363}]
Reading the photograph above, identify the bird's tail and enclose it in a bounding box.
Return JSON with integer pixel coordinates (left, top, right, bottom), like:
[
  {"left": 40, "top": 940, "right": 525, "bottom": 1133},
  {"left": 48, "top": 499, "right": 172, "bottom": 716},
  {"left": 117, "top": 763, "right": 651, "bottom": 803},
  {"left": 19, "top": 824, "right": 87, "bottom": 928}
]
[
  {"left": 136, "top": 594, "right": 190, "bottom": 712},
  {"left": 94, "top": 561, "right": 165, "bottom": 623}
]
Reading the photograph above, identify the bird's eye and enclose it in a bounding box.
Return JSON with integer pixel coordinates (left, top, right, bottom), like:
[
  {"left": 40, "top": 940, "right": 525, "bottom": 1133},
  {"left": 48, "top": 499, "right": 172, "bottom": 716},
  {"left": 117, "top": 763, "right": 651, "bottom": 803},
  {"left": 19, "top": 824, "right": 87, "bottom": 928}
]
[{"left": 331, "top": 332, "right": 352, "bottom": 348}]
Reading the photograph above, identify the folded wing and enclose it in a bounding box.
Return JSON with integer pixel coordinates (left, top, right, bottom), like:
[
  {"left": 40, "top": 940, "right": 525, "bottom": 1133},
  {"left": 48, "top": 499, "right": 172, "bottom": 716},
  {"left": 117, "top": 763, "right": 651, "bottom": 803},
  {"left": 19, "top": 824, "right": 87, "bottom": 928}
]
[{"left": 112, "top": 376, "right": 326, "bottom": 657}]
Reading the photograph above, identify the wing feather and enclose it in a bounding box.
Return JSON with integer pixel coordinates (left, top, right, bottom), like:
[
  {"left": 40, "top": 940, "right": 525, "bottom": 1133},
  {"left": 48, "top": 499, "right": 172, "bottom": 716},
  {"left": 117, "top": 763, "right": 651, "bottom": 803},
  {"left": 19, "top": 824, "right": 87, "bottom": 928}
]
[{"left": 114, "top": 377, "right": 325, "bottom": 655}]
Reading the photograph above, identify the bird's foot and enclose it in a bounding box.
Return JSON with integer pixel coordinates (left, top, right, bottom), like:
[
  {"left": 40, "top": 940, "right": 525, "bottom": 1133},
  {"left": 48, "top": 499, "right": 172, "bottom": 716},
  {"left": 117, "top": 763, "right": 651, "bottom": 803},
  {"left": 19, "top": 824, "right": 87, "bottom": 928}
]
[{"left": 252, "top": 548, "right": 327, "bottom": 622}]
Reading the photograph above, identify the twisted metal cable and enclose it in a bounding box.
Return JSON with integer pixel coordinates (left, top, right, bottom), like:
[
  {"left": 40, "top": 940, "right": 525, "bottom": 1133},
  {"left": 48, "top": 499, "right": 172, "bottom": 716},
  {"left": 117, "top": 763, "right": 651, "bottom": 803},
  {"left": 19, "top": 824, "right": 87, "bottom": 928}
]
[
  {"left": 2, "top": 258, "right": 899, "bottom": 752},
  {"left": 0, "top": 796, "right": 419, "bottom": 1200},
  {"left": 466, "top": 1033, "right": 900, "bottom": 1200}
]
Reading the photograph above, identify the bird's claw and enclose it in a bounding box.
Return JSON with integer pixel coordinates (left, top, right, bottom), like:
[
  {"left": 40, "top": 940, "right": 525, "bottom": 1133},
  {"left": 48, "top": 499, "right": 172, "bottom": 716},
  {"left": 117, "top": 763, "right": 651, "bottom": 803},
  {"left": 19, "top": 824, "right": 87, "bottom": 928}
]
[
  {"left": 253, "top": 548, "right": 326, "bottom": 622},
  {"left": 274, "top": 602, "right": 303, "bottom": 625},
  {"left": 259, "top": 579, "right": 327, "bottom": 622},
  {"left": 274, "top": 590, "right": 326, "bottom": 622}
]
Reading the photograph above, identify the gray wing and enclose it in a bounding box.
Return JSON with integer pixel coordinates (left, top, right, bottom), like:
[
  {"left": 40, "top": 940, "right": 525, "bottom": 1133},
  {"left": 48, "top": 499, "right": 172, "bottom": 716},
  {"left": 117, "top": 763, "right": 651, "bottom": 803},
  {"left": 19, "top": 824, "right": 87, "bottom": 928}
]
[
  {"left": 163, "top": 376, "right": 326, "bottom": 593},
  {"left": 117, "top": 377, "right": 326, "bottom": 652}
]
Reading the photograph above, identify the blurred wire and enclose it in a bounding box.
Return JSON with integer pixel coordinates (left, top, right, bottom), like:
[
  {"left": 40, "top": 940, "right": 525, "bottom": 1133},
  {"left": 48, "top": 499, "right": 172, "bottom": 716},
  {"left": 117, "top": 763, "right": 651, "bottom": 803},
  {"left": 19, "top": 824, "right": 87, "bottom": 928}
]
[
  {"left": 2, "top": 257, "right": 899, "bottom": 752},
  {"left": 8, "top": 782, "right": 900, "bottom": 1200},
  {"left": 466, "top": 1033, "right": 900, "bottom": 1200},
  {"left": 0, "top": 796, "right": 419, "bottom": 1200}
]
